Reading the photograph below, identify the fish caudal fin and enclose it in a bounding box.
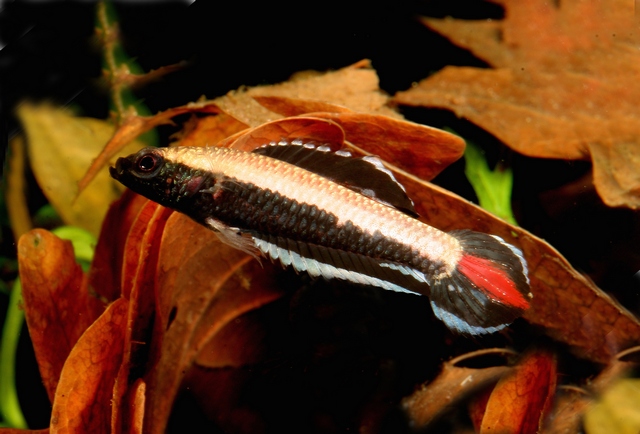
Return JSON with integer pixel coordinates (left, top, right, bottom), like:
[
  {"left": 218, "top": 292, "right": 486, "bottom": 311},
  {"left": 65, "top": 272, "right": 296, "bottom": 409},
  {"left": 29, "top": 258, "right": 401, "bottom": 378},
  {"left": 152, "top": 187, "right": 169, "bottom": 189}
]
[{"left": 429, "top": 230, "right": 531, "bottom": 335}]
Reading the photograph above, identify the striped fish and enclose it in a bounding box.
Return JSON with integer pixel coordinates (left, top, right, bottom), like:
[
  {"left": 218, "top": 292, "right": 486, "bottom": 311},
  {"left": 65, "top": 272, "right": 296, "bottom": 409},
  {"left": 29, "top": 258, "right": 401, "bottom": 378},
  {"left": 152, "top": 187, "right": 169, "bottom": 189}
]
[{"left": 110, "top": 140, "right": 531, "bottom": 335}]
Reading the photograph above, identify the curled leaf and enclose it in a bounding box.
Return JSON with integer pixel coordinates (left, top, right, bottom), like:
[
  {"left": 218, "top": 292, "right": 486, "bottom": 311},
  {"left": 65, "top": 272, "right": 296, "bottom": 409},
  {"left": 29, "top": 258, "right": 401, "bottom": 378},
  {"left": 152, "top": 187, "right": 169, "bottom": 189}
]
[
  {"left": 474, "top": 348, "right": 556, "bottom": 433},
  {"left": 18, "top": 229, "right": 104, "bottom": 402},
  {"left": 402, "top": 349, "right": 515, "bottom": 428},
  {"left": 143, "top": 214, "right": 286, "bottom": 433},
  {"left": 50, "top": 298, "right": 128, "bottom": 434}
]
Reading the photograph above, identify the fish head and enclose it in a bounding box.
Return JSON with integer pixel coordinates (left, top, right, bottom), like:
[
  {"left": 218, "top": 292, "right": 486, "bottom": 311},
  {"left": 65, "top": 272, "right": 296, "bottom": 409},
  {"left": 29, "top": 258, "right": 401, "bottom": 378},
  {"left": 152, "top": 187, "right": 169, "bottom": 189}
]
[{"left": 110, "top": 147, "right": 213, "bottom": 211}]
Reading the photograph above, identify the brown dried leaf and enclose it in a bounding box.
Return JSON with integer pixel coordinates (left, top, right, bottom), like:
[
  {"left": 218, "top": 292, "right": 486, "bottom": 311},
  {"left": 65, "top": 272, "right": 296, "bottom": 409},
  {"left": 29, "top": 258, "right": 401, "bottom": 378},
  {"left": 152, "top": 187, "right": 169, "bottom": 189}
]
[
  {"left": 85, "top": 189, "right": 148, "bottom": 303},
  {"left": 195, "top": 309, "right": 268, "bottom": 368},
  {"left": 311, "top": 112, "right": 465, "bottom": 181},
  {"left": 394, "top": 0, "right": 640, "bottom": 208},
  {"left": 543, "top": 387, "right": 590, "bottom": 434},
  {"left": 476, "top": 348, "right": 556, "bottom": 433},
  {"left": 49, "top": 298, "right": 128, "bottom": 434},
  {"left": 126, "top": 379, "right": 146, "bottom": 434},
  {"left": 253, "top": 95, "right": 353, "bottom": 116},
  {"left": 216, "top": 59, "right": 396, "bottom": 127},
  {"left": 143, "top": 214, "right": 286, "bottom": 433},
  {"left": 173, "top": 112, "right": 248, "bottom": 147},
  {"left": 402, "top": 349, "right": 514, "bottom": 428},
  {"left": 220, "top": 116, "right": 346, "bottom": 151},
  {"left": 111, "top": 200, "right": 173, "bottom": 433},
  {"left": 544, "top": 348, "right": 638, "bottom": 433},
  {"left": 222, "top": 117, "right": 639, "bottom": 362},
  {"left": 18, "top": 229, "right": 104, "bottom": 402}
]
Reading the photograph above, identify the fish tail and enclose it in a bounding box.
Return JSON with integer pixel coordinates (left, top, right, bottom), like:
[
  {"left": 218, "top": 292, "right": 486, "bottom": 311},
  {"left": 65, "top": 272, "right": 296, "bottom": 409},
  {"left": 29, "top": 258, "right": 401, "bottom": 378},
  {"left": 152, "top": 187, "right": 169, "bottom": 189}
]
[{"left": 428, "top": 229, "right": 531, "bottom": 335}]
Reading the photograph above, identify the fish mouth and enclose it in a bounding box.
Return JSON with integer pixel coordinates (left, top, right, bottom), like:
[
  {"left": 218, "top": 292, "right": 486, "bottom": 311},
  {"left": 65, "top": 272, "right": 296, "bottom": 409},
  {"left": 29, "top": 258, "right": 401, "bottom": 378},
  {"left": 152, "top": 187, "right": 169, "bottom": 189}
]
[{"left": 109, "top": 157, "right": 131, "bottom": 181}]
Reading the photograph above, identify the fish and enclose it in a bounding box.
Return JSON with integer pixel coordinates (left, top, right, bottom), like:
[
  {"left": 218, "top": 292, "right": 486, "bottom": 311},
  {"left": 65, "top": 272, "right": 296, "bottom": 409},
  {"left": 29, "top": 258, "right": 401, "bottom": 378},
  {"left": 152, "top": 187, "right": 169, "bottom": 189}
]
[{"left": 110, "top": 140, "right": 531, "bottom": 335}]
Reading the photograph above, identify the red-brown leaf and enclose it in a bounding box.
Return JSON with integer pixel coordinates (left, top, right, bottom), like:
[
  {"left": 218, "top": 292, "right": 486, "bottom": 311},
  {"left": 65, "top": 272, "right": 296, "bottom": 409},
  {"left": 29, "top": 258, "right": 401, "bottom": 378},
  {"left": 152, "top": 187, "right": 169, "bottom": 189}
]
[
  {"left": 220, "top": 116, "right": 346, "bottom": 151},
  {"left": 18, "top": 229, "right": 104, "bottom": 402},
  {"left": 394, "top": 0, "right": 640, "bottom": 208},
  {"left": 402, "top": 349, "right": 515, "bottom": 428},
  {"left": 225, "top": 117, "right": 640, "bottom": 363},
  {"left": 174, "top": 112, "right": 248, "bottom": 148},
  {"left": 253, "top": 95, "right": 352, "bottom": 116},
  {"left": 474, "top": 348, "right": 557, "bottom": 433},
  {"left": 49, "top": 298, "right": 128, "bottom": 434},
  {"left": 143, "top": 214, "right": 286, "bottom": 433},
  {"left": 219, "top": 113, "right": 465, "bottom": 181},
  {"left": 111, "top": 200, "right": 173, "bottom": 433},
  {"left": 86, "top": 189, "right": 148, "bottom": 303},
  {"left": 310, "top": 111, "right": 465, "bottom": 181}
]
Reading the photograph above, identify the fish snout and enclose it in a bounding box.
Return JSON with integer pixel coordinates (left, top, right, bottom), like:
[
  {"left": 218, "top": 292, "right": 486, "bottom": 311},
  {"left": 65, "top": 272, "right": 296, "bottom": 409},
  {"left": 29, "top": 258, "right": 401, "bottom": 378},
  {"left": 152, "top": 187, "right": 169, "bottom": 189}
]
[{"left": 110, "top": 157, "right": 132, "bottom": 180}]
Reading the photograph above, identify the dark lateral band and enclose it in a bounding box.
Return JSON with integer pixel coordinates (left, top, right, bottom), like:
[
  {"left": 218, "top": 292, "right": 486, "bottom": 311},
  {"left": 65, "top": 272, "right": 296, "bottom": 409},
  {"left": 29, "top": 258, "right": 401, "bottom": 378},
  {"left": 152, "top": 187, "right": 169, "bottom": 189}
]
[{"left": 183, "top": 177, "right": 445, "bottom": 290}]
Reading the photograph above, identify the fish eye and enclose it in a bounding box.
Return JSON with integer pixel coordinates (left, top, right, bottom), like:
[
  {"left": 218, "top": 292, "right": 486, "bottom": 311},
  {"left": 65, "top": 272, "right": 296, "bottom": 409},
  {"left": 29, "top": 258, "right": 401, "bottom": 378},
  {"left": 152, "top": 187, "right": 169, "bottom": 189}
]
[{"left": 136, "top": 152, "right": 160, "bottom": 173}]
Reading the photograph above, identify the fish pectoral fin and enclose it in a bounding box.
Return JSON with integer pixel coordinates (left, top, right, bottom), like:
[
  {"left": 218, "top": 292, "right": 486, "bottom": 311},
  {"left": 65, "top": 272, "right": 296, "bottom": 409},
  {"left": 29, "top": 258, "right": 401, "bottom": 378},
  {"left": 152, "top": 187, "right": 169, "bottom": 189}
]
[{"left": 204, "top": 217, "right": 262, "bottom": 264}]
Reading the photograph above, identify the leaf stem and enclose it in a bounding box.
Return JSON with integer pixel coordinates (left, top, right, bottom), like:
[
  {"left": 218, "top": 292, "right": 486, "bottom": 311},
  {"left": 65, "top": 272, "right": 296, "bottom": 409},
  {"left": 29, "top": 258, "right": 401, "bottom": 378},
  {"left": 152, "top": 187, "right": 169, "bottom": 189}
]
[{"left": 0, "top": 279, "right": 27, "bottom": 429}]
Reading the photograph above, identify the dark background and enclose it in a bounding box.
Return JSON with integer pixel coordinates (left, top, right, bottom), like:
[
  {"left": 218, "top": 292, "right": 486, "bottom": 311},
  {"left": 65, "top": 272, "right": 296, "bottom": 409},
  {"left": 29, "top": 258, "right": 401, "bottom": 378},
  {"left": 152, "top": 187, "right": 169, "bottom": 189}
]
[{"left": 1, "top": 0, "right": 639, "bottom": 430}]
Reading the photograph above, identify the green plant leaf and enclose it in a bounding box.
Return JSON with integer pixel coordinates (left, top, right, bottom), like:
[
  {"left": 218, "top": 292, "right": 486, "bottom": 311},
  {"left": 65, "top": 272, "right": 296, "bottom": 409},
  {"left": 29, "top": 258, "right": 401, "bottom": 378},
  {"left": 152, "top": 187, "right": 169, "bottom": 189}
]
[{"left": 464, "top": 140, "right": 517, "bottom": 226}]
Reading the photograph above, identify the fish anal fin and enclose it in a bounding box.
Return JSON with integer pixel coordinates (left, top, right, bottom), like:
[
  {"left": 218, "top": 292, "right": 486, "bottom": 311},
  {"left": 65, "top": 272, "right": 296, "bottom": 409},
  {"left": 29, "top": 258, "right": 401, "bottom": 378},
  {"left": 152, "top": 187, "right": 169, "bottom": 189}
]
[{"left": 252, "top": 234, "right": 428, "bottom": 295}]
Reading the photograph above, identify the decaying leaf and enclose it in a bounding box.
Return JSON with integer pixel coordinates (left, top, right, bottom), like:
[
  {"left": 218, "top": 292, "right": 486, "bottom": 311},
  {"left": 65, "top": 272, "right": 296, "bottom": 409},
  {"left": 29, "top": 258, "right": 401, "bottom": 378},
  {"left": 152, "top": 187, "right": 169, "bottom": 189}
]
[
  {"left": 174, "top": 112, "right": 248, "bottom": 148},
  {"left": 143, "top": 214, "right": 286, "bottom": 433},
  {"left": 16, "top": 103, "right": 143, "bottom": 236},
  {"left": 473, "top": 348, "right": 556, "bottom": 433},
  {"left": 85, "top": 189, "right": 148, "bottom": 303},
  {"left": 394, "top": 0, "right": 640, "bottom": 208},
  {"left": 544, "top": 386, "right": 591, "bottom": 434},
  {"left": 18, "top": 229, "right": 104, "bottom": 402},
  {"left": 402, "top": 348, "right": 515, "bottom": 428},
  {"left": 49, "top": 298, "right": 128, "bottom": 434},
  {"left": 110, "top": 199, "right": 173, "bottom": 432},
  {"left": 215, "top": 58, "right": 397, "bottom": 127}
]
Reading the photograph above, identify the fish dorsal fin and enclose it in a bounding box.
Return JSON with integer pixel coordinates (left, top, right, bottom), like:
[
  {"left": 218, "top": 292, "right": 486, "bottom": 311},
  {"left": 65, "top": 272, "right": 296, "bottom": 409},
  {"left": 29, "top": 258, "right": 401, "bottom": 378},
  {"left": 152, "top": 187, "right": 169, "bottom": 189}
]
[{"left": 253, "top": 140, "right": 418, "bottom": 217}]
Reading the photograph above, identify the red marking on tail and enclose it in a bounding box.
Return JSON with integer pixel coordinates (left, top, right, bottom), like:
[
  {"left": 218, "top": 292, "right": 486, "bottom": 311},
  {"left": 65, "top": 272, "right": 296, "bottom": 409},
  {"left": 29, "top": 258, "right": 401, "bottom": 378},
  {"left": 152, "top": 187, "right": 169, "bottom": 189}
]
[{"left": 457, "top": 253, "right": 530, "bottom": 310}]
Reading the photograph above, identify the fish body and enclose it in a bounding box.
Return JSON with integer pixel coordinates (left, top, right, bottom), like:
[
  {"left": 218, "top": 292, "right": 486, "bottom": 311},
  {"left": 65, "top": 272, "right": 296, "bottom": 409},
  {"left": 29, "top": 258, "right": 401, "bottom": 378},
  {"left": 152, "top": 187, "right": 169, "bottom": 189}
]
[{"left": 110, "top": 141, "right": 531, "bottom": 335}]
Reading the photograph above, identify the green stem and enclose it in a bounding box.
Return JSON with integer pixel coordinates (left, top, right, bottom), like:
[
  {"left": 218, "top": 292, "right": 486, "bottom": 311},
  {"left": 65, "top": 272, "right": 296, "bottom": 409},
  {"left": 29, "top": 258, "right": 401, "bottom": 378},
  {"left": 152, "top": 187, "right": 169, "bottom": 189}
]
[{"left": 0, "top": 279, "right": 27, "bottom": 429}]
